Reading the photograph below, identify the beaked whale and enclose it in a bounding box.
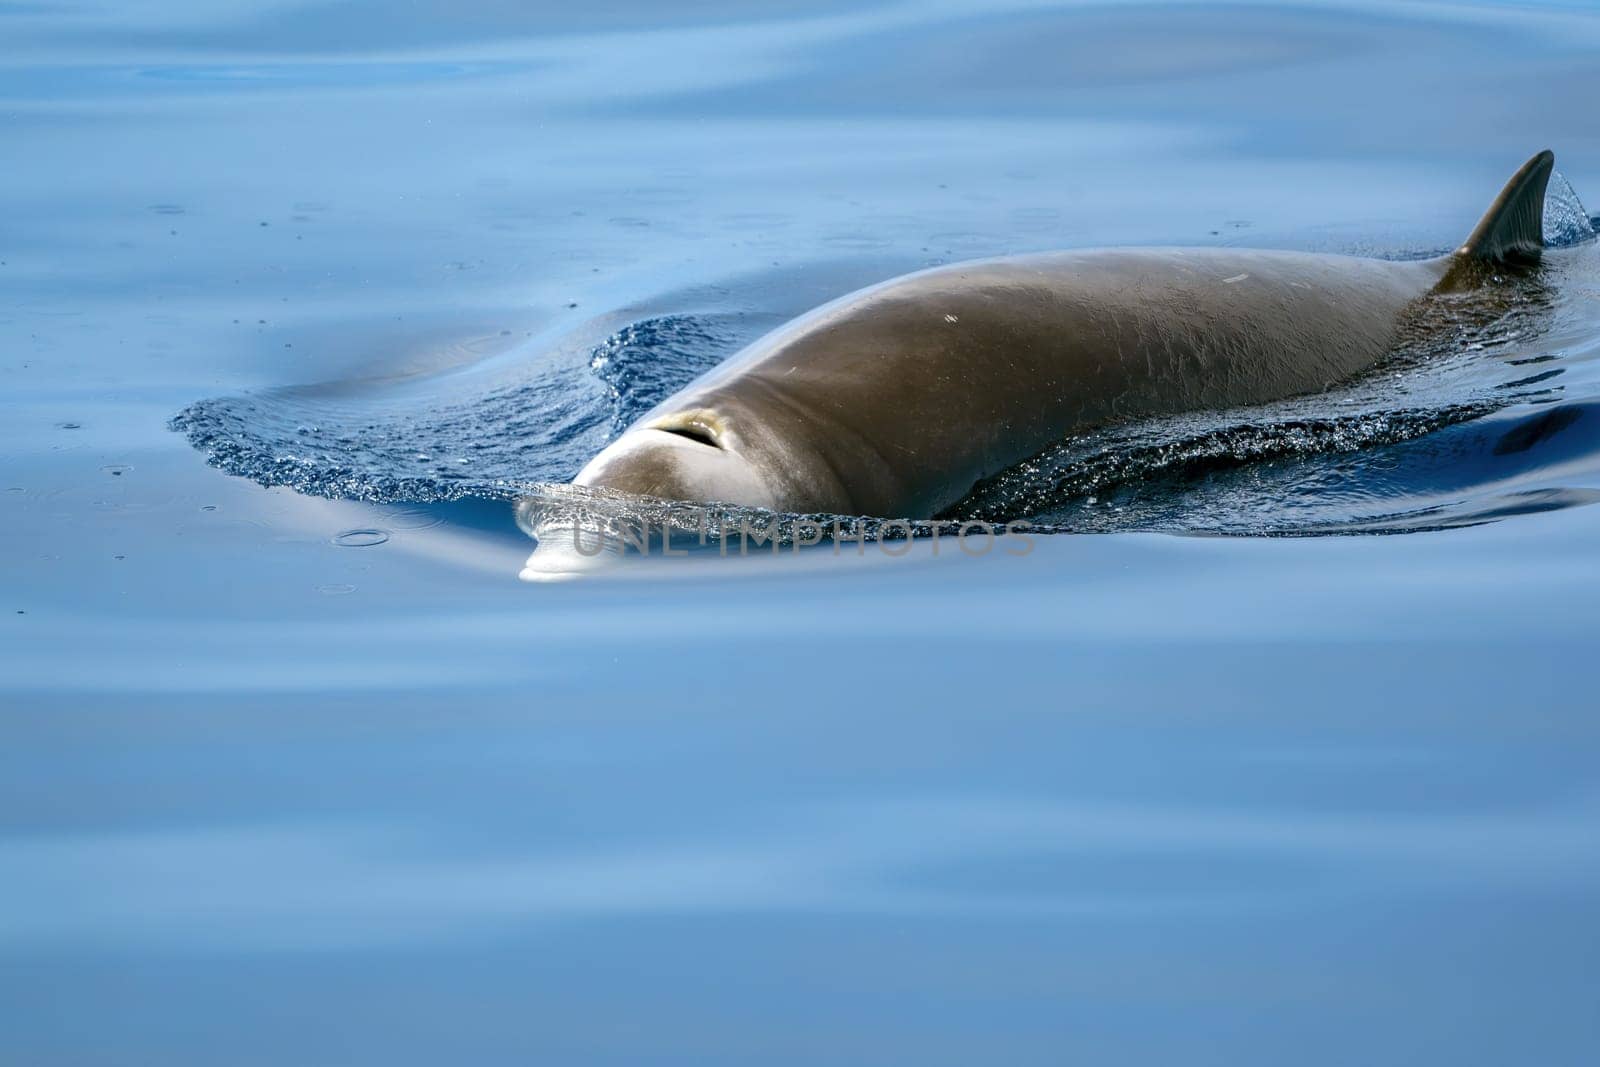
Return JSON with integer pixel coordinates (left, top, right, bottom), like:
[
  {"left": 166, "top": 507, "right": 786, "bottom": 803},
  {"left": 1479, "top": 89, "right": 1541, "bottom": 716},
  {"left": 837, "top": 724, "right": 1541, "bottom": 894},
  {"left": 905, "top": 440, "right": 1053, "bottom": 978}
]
[{"left": 521, "top": 151, "right": 1558, "bottom": 577}]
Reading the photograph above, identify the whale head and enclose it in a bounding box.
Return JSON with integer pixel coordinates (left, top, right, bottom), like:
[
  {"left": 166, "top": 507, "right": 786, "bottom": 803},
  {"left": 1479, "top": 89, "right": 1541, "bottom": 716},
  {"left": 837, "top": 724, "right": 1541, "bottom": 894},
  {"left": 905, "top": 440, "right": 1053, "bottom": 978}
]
[
  {"left": 574, "top": 410, "right": 780, "bottom": 511},
  {"left": 517, "top": 410, "right": 781, "bottom": 581}
]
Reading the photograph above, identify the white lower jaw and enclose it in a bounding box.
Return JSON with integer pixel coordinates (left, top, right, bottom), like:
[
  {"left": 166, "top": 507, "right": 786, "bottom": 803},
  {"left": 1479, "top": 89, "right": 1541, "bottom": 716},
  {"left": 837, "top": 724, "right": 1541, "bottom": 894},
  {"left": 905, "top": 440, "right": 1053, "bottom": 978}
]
[{"left": 518, "top": 521, "right": 627, "bottom": 582}]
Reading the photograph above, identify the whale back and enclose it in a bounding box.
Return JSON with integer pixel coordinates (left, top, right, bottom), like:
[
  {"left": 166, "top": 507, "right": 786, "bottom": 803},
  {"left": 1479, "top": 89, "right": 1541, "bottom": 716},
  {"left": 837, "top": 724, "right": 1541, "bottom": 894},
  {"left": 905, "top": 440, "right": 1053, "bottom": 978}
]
[
  {"left": 571, "top": 152, "right": 1561, "bottom": 519},
  {"left": 652, "top": 247, "right": 1444, "bottom": 516}
]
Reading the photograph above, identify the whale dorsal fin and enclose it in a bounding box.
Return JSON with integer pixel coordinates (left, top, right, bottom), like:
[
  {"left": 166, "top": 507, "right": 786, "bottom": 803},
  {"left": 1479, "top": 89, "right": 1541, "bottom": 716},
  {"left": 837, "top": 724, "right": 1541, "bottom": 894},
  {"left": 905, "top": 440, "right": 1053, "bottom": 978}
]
[{"left": 1456, "top": 149, "right": 1554, "bottom": 267}]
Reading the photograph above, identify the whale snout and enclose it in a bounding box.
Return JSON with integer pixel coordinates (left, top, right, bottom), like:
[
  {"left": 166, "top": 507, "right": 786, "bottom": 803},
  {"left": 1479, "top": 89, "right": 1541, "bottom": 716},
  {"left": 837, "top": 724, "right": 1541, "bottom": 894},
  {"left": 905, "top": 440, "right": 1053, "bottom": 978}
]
[{"left": 519, "top": 518, "right": 626, "bottom": 582}]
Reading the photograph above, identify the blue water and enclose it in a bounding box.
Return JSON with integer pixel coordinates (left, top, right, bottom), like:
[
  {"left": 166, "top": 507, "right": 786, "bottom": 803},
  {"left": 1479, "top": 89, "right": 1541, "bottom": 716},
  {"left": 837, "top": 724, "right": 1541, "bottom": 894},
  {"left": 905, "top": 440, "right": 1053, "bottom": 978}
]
[{"left": 5, "top": 2, "right": 1600, "bottom": 1063}]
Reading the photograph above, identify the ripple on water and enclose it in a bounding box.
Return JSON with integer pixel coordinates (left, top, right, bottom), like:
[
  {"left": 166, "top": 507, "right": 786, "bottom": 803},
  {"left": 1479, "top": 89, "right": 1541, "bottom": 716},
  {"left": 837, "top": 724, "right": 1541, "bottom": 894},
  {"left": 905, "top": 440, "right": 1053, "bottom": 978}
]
[
  {"left": 378, "top": 506, "right": 447, "bottom": 531},
  {"left": 331, "top": 529, "right": 390, "bottom": 548}
]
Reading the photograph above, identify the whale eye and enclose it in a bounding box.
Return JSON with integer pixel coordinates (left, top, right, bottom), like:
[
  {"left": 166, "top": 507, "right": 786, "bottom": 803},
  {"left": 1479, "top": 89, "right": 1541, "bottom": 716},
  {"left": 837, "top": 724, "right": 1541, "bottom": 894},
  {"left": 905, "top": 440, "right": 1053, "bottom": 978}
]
[{"left": 657, "top": 423, "right": 721, "bottom": 449}]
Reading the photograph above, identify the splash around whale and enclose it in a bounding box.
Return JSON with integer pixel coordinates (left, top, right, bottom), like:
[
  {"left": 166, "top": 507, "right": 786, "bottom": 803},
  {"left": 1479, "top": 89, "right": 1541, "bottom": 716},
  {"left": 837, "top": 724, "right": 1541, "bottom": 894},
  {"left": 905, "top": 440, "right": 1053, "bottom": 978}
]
[{"left": 520, "top": 151, "right": 1563, "bottom": 580}]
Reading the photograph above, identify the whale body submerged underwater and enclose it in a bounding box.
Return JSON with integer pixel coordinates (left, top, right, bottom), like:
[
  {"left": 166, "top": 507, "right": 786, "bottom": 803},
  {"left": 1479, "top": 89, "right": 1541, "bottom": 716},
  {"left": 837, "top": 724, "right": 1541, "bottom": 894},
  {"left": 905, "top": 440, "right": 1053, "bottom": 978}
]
[{"left": 521, "top": 150, "right": 1563, "bottom": 578}]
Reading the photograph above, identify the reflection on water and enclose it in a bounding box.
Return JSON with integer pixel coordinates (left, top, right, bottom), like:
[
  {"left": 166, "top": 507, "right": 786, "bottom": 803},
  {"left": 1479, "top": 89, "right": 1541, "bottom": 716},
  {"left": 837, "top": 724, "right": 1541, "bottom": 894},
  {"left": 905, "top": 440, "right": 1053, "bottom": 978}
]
[{"left": 5, "top": 1, "right": 1600, "bottom": 1064}]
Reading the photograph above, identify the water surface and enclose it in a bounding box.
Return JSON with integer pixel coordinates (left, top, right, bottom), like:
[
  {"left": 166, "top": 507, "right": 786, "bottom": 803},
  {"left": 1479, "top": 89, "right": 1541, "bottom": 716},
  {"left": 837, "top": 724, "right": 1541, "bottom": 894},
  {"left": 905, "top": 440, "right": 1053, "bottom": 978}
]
[{"left": 4, "top": 2, "right": 1600, "bottom": 1064}]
